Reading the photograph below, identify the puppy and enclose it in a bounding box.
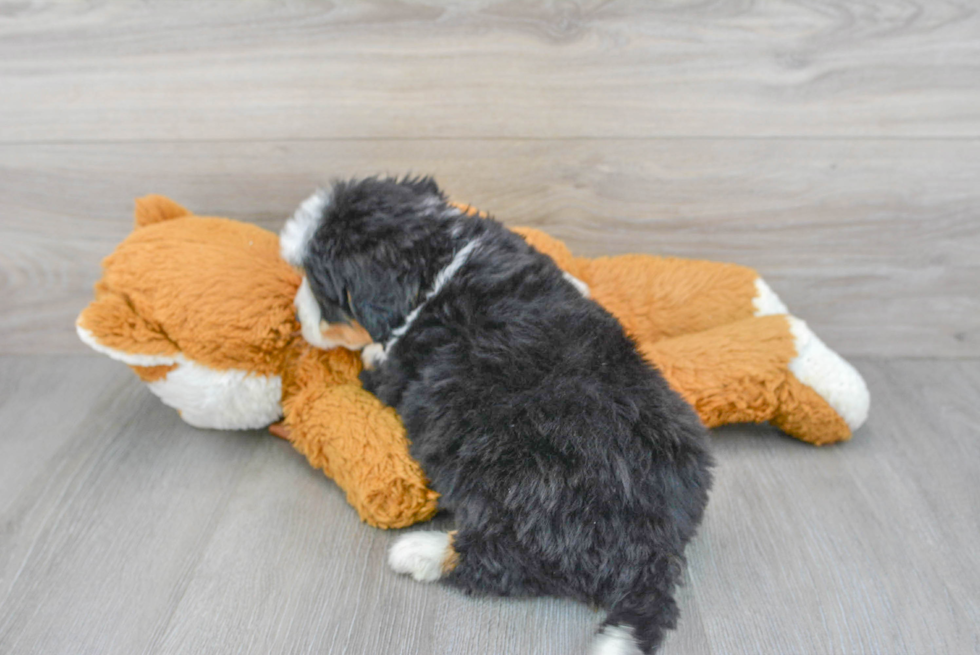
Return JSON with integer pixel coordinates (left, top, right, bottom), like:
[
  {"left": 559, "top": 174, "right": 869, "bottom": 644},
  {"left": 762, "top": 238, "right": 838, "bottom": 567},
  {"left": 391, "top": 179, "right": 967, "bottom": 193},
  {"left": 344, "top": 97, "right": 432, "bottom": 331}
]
[{"left": 281, "top": 176, "right": 713, "bottom": 654}]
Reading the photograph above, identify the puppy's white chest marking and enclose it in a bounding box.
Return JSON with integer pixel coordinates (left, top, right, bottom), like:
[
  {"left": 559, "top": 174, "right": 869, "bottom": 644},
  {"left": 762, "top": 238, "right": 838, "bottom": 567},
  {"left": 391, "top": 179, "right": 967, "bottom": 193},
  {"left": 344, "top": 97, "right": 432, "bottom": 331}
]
[
  {"left": 563, "top": 271, "right": 591, "bottom": 298},
  {"left": 361, "top": 343, "right": 387, "bottom": 369},
  {"left": 382, "top": 238, "right": 482, "bottom": 355}
]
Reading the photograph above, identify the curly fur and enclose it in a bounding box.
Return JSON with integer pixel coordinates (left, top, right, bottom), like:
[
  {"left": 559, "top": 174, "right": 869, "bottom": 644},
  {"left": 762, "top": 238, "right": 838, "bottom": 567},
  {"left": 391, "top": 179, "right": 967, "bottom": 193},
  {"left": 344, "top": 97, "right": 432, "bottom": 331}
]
[{"left": 289, "top": 176, "right": 713, "bottom": 654}]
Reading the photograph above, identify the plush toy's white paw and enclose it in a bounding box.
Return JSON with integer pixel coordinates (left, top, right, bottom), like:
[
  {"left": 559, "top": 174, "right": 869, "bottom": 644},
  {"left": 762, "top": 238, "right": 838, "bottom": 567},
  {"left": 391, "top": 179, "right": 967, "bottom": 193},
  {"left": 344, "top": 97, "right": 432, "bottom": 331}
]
[
  {"left": 388, "top": 531, "right": 451, "bottom": 583},
  {"left": 787, "top": 316, "right": 870, "bottom": 431},
  {"left": 361, "top": 343, "right": 386, "bottom": 369}
]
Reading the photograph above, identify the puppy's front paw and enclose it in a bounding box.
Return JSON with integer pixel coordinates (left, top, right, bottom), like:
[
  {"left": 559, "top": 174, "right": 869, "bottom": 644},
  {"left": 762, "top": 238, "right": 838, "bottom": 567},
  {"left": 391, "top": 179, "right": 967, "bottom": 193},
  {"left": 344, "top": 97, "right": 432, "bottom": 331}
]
[
  {"left": 361, "top": 343, "right": 386, "bottom": 370},
  {"left": 388, "top": 531, "right": 453, "bottom": 583}
]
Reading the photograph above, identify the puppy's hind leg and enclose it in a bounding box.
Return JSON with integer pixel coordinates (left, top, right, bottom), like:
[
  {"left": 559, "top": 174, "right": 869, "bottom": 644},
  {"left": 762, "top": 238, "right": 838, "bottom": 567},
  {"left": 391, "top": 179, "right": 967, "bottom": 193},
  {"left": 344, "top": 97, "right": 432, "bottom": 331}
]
[
  {"left": 389, "top": 527, "right": 532, "bottom": 597},
  {"left": 594, "top": 561, "right": 684, "bottom": 655},
  {"left": 443, "top": 528, "right": 535, "bottom": 597}
]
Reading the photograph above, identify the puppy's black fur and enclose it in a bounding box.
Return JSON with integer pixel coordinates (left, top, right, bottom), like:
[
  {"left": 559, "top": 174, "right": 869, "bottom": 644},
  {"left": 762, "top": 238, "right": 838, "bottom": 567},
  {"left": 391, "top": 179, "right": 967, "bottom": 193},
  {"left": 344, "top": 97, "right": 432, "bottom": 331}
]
[{"left": 300, "top": 176, "right": 713, "bottom": 653}]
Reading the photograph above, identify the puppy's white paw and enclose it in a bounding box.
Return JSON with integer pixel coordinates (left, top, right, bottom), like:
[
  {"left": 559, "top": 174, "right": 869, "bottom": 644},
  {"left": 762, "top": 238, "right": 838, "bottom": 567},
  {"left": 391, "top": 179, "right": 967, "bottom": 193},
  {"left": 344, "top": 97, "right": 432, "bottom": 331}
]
[
  {"left": 361, "top": 343, "right": 386, "bottom": 370},
  {"left": 563, "top": 271, "right": 591, "bottom": 298},
  {"left": 388, "top": 531, "right": 451, "bottom": 583}
]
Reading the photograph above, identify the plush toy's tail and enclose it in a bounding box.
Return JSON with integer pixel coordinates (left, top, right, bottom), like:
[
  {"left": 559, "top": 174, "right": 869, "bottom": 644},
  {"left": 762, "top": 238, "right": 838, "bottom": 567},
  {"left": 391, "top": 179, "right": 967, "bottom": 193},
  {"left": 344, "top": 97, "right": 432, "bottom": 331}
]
[{"left": 134, "top": 194, "right": 191, "bottom": 228}]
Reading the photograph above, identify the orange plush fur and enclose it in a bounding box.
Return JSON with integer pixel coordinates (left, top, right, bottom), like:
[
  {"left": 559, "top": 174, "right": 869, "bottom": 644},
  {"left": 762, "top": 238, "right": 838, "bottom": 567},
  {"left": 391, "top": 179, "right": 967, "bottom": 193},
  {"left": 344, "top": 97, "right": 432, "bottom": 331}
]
[{"left": 77, "top": 196, "right": 868, "bottom": 529}]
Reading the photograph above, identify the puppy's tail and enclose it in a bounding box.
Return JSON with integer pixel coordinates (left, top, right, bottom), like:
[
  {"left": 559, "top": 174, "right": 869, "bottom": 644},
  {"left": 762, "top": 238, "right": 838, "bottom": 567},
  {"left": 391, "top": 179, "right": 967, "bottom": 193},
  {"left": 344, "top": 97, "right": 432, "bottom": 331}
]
[{"left": 592, "top": 565, "right": 682, "bottom": 655}]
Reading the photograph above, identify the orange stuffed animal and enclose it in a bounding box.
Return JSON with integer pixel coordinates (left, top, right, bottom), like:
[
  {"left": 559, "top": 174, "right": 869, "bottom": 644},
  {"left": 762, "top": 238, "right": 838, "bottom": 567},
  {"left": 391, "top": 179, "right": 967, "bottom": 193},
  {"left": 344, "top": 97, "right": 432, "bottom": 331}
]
[{"left": 77, "top": 196, "right": 868, "bottom": 528}]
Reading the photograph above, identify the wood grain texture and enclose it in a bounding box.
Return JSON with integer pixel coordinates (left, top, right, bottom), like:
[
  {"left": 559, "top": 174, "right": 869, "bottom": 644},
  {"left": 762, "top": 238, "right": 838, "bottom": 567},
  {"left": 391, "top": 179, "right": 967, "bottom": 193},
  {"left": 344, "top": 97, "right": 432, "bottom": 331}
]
[
  {"left": 1, "top": 1, "right": 979, "bottom": 141},
  {"left": 0, "top": 357, "right": 264, "bottom": 655},
  {"left": 2, "top": 139, "right": 977, "bottom": 357},
  {"left": 692, "top": 359, "right": 980, "bottom": 654},
  {"left": 1, "top": 2, "right": 976, "bottom": 653},
  {"left": 2, "top": 356, "right": 979, "bottom": 654}
]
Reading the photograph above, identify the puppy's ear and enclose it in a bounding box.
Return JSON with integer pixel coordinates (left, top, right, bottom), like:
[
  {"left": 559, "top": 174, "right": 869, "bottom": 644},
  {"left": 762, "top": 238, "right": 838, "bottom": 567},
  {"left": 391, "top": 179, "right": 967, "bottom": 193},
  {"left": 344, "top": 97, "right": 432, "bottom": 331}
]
[
  {"left": 347, "top": 265, "right": 421, "bottom": 343},
  {"left": 400, "top": 175, "right": 443, "bottom": 199}
]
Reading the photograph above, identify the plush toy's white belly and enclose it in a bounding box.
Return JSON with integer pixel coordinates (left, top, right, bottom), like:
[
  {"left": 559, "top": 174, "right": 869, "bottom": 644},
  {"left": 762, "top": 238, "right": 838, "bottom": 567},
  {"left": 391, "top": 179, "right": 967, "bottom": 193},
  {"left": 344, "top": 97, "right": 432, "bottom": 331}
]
[
  {"left": 147, "top": 359, "right": 282, "bottom": 430},
  {"left": 77, "top": 325, "right": 282, "bottom": 430}
]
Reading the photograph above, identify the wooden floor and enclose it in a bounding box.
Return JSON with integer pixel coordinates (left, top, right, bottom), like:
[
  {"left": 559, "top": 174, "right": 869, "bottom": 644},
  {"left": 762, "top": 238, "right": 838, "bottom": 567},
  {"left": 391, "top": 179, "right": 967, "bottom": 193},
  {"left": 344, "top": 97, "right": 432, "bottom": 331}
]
[
  {"left": 1, "top": 2, "right": 979, "bottom": 654},
  {"left": 2, "top": 356, "right": 978, "bottom": 654}
]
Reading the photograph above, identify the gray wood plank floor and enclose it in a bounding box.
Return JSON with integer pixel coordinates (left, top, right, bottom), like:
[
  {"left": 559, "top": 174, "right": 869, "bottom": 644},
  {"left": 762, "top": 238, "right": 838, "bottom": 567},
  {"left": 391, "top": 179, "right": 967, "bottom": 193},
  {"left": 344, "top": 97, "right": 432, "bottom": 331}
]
[{"left": 1, "top": 356, "right": 978, "bottom": 654}]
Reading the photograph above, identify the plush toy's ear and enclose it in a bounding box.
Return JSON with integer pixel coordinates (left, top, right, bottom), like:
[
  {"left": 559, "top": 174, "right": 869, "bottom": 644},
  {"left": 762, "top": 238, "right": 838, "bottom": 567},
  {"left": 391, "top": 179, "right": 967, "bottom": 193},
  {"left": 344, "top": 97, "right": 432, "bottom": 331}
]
[
  {"left": 448, "top": 201, "right": 489, "bottom": 219},
  {"left": 134, "top": 194, "right": 191, "bottom": 229},
  {"left": 76, "top": 283, "right": 179, "bottom": 365}
]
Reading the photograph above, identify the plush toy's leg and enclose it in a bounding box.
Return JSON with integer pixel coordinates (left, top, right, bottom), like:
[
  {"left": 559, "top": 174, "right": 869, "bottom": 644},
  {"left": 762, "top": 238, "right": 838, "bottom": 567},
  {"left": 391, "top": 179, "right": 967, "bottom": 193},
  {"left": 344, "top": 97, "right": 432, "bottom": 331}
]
[
  {"left": 515, "top": 224, "right": 794, "bottom": 340},
  {"left": 575, "top": 254, "right": 782, "bottom": 344},
  {"left": 282, "top": 382, "right": 439, "bottom": 529},
  {"left": 642, "top": 315, "right": 869, "bottom": 445}
]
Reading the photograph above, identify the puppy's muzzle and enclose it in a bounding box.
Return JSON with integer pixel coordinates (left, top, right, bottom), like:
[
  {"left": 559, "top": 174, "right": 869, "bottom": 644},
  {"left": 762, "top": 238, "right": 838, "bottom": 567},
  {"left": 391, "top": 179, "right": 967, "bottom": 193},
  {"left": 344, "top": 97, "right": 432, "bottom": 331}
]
[
  {"left": 294, "top": 276, "right": 373, "bottom": 350},
  {"left": 318, "top": 319, "right": 373, "bottom": 350}
]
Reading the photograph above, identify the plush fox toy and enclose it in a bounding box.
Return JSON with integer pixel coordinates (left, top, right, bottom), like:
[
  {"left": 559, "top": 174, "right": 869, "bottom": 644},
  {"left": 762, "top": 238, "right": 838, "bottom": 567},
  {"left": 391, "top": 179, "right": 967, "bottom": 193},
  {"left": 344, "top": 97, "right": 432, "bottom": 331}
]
[{"left": 77, "top": 196, "right": 869, "bottom": 528}]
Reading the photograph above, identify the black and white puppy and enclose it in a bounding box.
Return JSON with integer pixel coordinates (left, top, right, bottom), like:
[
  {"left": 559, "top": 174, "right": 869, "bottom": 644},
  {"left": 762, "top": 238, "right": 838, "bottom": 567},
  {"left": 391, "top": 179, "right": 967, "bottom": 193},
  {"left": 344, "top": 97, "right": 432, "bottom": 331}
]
[{"left": 280, "top": 176, "right": 713, "bottom": 655}]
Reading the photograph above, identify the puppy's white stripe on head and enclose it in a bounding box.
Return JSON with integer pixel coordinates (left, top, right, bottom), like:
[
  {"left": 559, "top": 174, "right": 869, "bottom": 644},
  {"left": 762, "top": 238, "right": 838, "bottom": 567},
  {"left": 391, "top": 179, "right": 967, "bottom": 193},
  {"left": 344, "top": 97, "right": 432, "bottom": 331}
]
[
  {"left": 787, "top": 316, "right": 870, "bottom": 431},
  {"left": 591, "top": 625, "right": 643, "bottom": 655},
  {"left": 281, "top": 189, "right": 330, "bottom": 267},
  {"left": 383, "top": 238, "right": 482, "bottom": 352}
]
